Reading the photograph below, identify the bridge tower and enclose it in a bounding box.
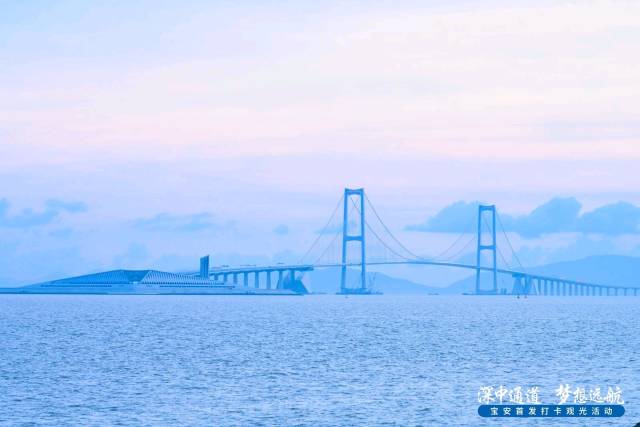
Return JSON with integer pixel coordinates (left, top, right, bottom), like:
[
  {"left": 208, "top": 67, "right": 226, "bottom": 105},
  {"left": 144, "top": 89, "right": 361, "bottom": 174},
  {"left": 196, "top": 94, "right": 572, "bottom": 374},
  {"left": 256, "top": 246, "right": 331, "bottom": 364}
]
[
  {"left": 340, "top": 188, "right": 366, "bottom": 293},
  {"left": 475, "top": 205, "right": 498, "bottom": 294},
  {"left": 199, "top": 255, "right": 210, "bottom": 279}
]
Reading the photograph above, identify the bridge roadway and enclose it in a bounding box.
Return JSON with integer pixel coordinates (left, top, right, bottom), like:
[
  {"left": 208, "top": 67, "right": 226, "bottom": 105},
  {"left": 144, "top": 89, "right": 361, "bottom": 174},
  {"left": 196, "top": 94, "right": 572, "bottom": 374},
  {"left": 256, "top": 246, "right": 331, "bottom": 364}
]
[
  {"left": 190, "top": 260, "right": 639, "bottom": 296},
  {"left": 186, "top": 264, "right": 314, "bottom": 290}
]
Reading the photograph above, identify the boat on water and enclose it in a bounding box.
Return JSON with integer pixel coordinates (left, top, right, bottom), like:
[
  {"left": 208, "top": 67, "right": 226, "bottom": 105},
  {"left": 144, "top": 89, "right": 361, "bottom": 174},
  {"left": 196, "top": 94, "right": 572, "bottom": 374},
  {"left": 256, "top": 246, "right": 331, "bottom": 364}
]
[{"left": 0, "top": 269, "right": 305, "bottom": 295}]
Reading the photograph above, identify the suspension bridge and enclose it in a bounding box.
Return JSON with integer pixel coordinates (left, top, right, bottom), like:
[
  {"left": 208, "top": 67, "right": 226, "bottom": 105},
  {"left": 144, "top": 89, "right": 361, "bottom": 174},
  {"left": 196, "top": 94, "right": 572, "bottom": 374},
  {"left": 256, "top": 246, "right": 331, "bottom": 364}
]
[{"left": 196, "top": 188, "right": 639, "bottom": 297}]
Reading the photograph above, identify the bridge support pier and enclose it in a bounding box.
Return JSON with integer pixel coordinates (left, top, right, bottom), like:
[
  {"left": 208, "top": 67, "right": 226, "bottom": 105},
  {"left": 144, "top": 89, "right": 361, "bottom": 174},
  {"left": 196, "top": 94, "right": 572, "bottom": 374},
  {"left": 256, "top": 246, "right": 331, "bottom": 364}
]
[
  {"left": 266, "top": 272, "right": 272, "bottom": 289},
  {"left": 254, "top": 272, "right": 260, "bottom": 289},
  {"left": 512, "top": 274, "right": 523, "bottom": 295}
]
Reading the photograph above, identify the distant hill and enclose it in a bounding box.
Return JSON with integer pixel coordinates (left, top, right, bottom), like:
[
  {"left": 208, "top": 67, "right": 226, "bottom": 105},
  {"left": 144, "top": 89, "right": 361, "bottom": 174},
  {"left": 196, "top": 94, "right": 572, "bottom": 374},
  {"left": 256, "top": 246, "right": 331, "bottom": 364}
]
[
  {"left": 527, "top": 255, "right": 640, "bottom": 286},
  {"left": 306, "top": 255, "right": 640, "bottom": 295},
  {"left": 305, "top": 268, "right": 441, "bottom": 294},
  {"left": 446, "top": 255, "right": 640, "bottom": 294}
]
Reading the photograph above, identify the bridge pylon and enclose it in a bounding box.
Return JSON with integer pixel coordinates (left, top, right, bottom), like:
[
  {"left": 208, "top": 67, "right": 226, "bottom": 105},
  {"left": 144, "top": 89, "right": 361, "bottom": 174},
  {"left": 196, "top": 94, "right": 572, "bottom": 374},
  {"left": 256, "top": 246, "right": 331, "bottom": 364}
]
[
  {"left": 475, "top": 205, "right": 498, "bottom": 294},
  {"left": 340, "top": 188, "right": 366, "bottom": 293}
]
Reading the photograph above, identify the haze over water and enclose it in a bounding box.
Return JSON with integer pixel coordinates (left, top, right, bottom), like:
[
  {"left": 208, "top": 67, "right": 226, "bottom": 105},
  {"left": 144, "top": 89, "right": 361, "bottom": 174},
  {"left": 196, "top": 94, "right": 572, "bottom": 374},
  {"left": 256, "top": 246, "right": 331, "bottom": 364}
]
[{"left": 0, "top": 294, "right": 636, "bottom": 426}]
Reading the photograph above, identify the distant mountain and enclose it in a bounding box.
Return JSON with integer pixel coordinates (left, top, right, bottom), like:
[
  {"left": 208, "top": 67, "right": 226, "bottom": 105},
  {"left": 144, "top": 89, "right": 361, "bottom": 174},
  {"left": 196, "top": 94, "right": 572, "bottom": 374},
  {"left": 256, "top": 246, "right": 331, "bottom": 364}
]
[
  {"left": 307, "top": 255, "right": 640, "bottom": 295},
  {"left": 305, "top": 268, "right": 441, "bottom": 294},
  {"left": 446, "top": 255, "right": 640, "bottom": 293},
  {"left": 527, "top": 255, "right": 640, "bottom": 286}
]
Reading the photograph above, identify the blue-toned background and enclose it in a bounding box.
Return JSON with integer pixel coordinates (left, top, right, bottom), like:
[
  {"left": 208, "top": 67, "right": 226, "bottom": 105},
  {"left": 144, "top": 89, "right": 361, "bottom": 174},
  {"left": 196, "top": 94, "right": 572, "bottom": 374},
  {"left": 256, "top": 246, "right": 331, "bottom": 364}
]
[{"left": 1, "top": 1, "right": 639, "bottom": 425}]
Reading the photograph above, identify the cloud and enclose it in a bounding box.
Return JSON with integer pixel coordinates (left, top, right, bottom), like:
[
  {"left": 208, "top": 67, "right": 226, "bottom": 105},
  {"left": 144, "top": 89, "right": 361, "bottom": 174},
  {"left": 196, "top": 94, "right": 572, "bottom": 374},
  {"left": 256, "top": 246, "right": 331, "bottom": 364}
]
[
  {"left": 406, "top": 201, "right": 480, "bottom": 233},
  {"left": 273, "top": 224, "right": 289, "bottom": 235},
  {"left": 407, "top": 198, "right": 640, "bottom": 237},
  {"left": 133, "top": 212, "right": 229, "bottom": 232},
  {"left": 501, "top": 198, "right": 581, "bottom": 238},
  {"left": 577, "top": 202, "right": 640, "bottom": 234},
  {"left": 45, "top": 199, "right": 88, "bottom": 213},
  {"left": 0, "top": 197, "right": 86, "bottom": 228}
]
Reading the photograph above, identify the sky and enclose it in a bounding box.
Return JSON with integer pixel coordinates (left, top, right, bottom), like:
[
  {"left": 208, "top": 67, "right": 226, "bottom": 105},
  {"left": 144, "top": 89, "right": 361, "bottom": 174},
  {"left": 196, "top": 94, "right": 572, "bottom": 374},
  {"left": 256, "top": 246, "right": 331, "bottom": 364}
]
[{"left": 1, "top": 0, "right": 639, "bottom": 285}]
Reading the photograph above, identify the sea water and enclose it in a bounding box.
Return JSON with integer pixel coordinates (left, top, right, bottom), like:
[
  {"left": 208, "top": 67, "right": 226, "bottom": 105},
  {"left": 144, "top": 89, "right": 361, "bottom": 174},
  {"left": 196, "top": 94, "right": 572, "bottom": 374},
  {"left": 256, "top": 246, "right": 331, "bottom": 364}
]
[{"left": 0, "top": 295, "right": 637, "bottom": 426}]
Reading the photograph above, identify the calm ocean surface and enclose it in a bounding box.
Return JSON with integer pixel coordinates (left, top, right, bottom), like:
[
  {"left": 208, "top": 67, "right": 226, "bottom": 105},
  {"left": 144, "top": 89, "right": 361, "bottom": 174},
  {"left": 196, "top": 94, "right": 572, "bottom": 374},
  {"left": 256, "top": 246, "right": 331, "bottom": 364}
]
[{"left": 0, "top": 295, "right": 637, "bottom": 426}]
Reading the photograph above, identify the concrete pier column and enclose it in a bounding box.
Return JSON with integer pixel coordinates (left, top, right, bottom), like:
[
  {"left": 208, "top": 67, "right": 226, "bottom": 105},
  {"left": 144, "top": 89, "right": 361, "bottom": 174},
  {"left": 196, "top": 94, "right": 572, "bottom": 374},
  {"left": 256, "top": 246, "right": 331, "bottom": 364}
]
[
  {"left": 289, "top": 269, "right": 296, "bottom": 286},
  {"left": 543, "top": 280, "right": 547, "bottom": 296},
  {"left": 277, "top": 270, "right": 283, "bottom": 289},
  {"left": 266, "top": 272, "right": 272, "bottom": 289},
  {"left": 254, "top": 271, "right": 260, "bottom": 289},
  {"left": 243, "top": 273, "right": 249, "bottom": 287},
  {"left": 512, "top": 274, "right": 524, "bottom": 295}
]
